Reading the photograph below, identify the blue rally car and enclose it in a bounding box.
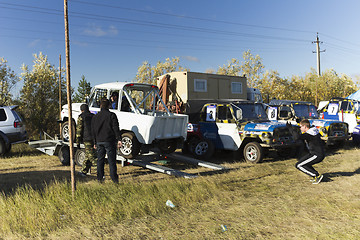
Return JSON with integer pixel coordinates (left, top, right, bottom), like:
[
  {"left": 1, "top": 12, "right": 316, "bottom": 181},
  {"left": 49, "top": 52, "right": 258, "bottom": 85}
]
[
  {"left": 266, "top": 100, "right": 350, "bottom": 146},
  {"left": 184, "top": 100, "right": 297, "bottom": 163}
]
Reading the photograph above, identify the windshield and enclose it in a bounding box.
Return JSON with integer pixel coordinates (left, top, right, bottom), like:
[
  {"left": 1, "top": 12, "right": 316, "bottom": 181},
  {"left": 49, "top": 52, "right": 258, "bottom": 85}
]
[
  {"left": 231, "top": 103, "right": 268, "bottom": 121},
  {"left": 293, "top": 104, "right": 319, "bottom": 119}
]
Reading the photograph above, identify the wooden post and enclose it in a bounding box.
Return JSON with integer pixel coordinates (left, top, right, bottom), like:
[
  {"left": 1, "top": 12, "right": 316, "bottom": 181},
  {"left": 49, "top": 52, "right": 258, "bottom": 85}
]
[
  {"left": 64, "top": 0, "right": 76, "bottom": 197},
  {"left": 59, "top": 54, "right": 62, "bottom": 135}
]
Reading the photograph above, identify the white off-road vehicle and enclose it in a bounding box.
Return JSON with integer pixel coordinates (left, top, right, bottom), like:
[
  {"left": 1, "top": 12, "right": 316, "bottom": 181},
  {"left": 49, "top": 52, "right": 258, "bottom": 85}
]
[
  {"left": 0, "top": 105, "right": 27, "bottom": 155},
  {"left": 60, "top": 82, "right": 188, "bottom": 158}
]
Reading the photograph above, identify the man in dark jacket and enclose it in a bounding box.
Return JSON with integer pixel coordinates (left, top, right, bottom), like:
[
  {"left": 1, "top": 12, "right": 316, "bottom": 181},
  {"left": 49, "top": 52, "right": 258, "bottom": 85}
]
[
  {"left": 91, "top": 98, "right": 122, "bottom": 183},
  {"left": 76, "top": 104, "right": 96, "bottom": 176},
  {"left": 287, "top": 119, "right": 325, "bottom": 184}
]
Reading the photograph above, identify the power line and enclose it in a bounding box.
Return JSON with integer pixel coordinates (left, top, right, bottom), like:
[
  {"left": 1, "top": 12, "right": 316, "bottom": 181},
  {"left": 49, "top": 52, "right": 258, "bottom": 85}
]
[
  {"left": 71, "top": 0, "right": 315, "bottom": 34},
  {"left": 0, "top": 2, "right": 310, "bottom": 43}
]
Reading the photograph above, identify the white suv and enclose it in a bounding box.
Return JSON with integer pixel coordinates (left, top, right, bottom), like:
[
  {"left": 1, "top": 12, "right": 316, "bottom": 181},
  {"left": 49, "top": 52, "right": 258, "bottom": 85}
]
[{"left": 0, "top": 106, "right": 27, "bottom": 155}]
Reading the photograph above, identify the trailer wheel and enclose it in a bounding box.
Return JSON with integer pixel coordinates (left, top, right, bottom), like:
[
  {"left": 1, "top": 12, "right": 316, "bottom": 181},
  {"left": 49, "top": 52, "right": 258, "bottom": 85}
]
[
  {"left": 192, "top": 138, "right": 215, "bottom": 160},
  {"left": 61, "top": 121, "right": 75, "bottom": 142},
  {"left": 158, "top": 139, "right": 177, "bottom": 154},
  {"left": 243, "top": 142, "right": 263, "bottom": 163},
  {"left": 74, "top": 148, "right": 86, "bottom": 166},
  {"left": 119, "top": 132, "right": 140, "bottom": 159},
  {"left": 58, "top": 146, "right": 70, "bottom": 166}
]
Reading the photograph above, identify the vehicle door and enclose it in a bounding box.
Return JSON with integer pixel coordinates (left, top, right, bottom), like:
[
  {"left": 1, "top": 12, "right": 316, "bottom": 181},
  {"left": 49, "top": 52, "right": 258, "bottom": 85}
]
[{"left": 216, "top": 104, "right": 241, "bottom": 150}]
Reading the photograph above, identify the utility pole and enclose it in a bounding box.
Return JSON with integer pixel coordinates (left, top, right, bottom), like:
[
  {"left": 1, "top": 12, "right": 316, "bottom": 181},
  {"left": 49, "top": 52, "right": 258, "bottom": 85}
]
[
  {"left": 312, "top": 33, "right": 326, "bottom": 76},
  {"left": 64, "top": 0, "right": 76, "bottom": 197},
  {"left": 59, "top": 54, "right": 62, "bottom": 136}
]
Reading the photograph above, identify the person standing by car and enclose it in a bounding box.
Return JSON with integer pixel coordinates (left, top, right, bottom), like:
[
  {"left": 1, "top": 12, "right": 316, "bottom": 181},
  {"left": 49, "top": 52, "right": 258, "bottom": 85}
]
[
  {"left": 91, "top": 98, "right": 122, "bottom": 183},
  {"left": 76, "top": 104, "right": 97, "bottom": 176},
  {"left": 287, "top": 119, "right": 325, "bottom": 184}
]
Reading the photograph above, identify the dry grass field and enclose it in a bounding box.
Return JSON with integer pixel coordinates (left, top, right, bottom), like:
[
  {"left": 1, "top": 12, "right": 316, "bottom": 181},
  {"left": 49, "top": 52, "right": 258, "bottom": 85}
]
[{"left": 0, "top": 143, "right": 360, "bottom": 239}]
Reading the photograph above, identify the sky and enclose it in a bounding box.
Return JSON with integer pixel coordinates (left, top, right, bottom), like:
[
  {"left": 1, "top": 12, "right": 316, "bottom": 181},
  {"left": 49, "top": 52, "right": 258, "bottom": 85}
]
[{"left": 1, "top": 0, "right": 360, "bottom": 96}]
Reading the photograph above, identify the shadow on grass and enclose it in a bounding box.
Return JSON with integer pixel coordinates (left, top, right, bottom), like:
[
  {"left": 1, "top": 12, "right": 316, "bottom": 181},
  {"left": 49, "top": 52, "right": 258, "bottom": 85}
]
[
  {"left": 325, "top": 167, "right": 360, "bottom": 179},
  {"left": 0, "top": 170, "right": 97, "bottom": 196}
]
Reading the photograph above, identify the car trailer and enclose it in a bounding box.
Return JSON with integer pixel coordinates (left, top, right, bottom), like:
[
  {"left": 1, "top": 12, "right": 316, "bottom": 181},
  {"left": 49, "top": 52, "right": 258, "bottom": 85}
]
[{"left": 28, "top": 137, "right": 227, "bottom": 179}]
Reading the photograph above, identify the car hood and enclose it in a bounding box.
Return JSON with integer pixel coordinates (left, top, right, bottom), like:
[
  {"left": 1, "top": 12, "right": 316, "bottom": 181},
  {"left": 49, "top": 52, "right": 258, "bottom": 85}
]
[{"left": 62, "top": 103, "right": 83, "bottom": 111}]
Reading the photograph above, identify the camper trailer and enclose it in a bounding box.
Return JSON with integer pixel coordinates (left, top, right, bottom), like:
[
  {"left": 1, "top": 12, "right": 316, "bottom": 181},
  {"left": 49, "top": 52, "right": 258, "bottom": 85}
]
[{"left": 157, "top": 71, "right": 248, "bottom": 104}]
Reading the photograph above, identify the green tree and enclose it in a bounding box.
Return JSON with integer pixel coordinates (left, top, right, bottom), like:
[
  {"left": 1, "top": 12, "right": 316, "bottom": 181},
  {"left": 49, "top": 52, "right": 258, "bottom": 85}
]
[
  {"left": 0, "top": 58, "right": 19, "bottom": 105},
  {"left": 217, "top": 58, "right": 241, "bottom": 76},
  {"left": 217, "top": 50, "right": 264, "bottom": 88},
  {"left": 19, "top": 52, "right": 66, "bottom": 138},
  {"left": 258, "top": 70, "right": 290, "bottom": 102},
  {"left": 241, "top": 50, "right": 265, "bottom": 88},
  {"left": 73, "top": 75, "right": 91, "bottom": 103},
  {"left": 135, "top": 57, "right": 188, "bottom": 85}
]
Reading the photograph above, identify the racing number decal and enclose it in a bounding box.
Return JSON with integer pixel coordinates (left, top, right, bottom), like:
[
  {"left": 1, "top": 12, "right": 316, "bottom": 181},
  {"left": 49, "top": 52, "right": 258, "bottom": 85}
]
[
  {"left": 206, "top": 105, "right": 216, "bottom": 122},
  {"left": 267, "top": 107, "right": 277, "bottom": 120},
  {"left": 328, "top": 103, "right": 339, "bottom": 115}
]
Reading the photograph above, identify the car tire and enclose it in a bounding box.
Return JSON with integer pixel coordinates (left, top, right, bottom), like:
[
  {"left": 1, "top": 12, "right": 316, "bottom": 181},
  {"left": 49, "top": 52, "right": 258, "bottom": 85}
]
[
  {"left": 0, "top": 138, "right": 6, "bottom": 155},
  {"left": 74, "top": 148, "right": 86, "bottom": 166},
  {"left": 61, "top": 121, "right": 75, "bottom": 142},
  {"left": 119, "top": 132, "right": 140, "bottom": 159},
  {"left": 182, "top": 138, "right": 198, "bottom": 155},
  {"left": 243, "top": 142, "right": 263, "bottom": 163},
  {"left": 158, "top": 139, "right": 177, "bottom": 154},
  {"left": 191, "top": 138, "right": 215, "bottom": 160},
  {"left": 58, "top": 146, "right": 70, "bottom": 165},
  {"left": 5, "top": 144, "right": 11, "bottom": 154}
]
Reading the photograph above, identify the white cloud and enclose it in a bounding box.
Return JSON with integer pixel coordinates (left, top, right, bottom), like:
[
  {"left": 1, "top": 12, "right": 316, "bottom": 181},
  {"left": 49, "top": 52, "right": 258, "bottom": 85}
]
[
  {"left": 83, "top": 24, "right": 118, "bottom": 37},
  {"left": 182, "top": 56, "right": 199, "bottom": 62},
  {"left": 28, "top": 39, "right": 41, "bottom": 47}
]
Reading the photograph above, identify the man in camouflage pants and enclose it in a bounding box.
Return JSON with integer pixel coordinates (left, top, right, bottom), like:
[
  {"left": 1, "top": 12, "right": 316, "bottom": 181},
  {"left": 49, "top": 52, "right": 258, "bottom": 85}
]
[{"left": 76, "top": 104, "right": 97, "bottom": 176}]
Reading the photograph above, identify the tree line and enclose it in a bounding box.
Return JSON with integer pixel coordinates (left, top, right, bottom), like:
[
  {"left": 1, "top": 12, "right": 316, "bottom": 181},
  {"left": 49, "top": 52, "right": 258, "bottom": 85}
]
[{"left": 0, "top": 51, "right": 357, "bottom": 139}]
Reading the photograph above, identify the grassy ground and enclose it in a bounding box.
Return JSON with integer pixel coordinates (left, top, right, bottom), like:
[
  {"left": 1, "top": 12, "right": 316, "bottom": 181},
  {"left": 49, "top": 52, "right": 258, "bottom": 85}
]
[{"left": 0, "top": 143, "right": 360, "bottom": 239}]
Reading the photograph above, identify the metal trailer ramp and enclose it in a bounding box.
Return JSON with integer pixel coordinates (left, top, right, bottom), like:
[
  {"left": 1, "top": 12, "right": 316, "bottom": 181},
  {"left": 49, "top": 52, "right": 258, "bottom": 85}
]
[
  {"left": 28, "top": 139, "right": 67, "bottom": 156},
  {"left": 168, "top": 153, "right": 226, "bottom": 171},
  {"left": 28, "top": 139, "right": 227, "bottom": 179},
  {"left": 117, "top": 152, "right": 227, "bottom": 179}
]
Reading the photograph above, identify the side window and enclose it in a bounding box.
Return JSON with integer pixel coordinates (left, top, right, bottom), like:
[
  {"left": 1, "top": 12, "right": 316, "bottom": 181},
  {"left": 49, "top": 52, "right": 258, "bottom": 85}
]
[
  {"left": 0, "top": 109, "right": 7, "bottom": 121},
  {"left": 218, "top": 106, "right": 233, "bottom": 120},
  {"left": 194, "top": 79, "right": 207, "bottom": 92},
  {"left": 12, "top": 110, "right": 23, "bottom": 121},
  {"left": 110, "top": 91, "right": 119, "bottom": 110},
  {"left": 278, "top": 106, "right": 291, "bottom": 118},
  {"left": 339, "top": 101, "right": 349, "bottom": 111},
  {"left": 231, "top": 82, "right": 242, "bottom": 94},
  {"left": 89, "top": 89, "right": 107, "bottom": 108}
]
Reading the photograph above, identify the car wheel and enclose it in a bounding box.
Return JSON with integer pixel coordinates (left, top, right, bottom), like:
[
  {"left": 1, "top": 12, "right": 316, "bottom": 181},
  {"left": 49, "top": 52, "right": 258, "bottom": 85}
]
[
  {"left": 61, "top": 121, "right": 75, "bottom": 142},
  {"left": 5, "top": 144, "right": 11, "bottom": 154},
  {"left": 74, "top": 148, "right": 86, "bottom": 166},
  {"left": 119, "top": 132, "right": 140, "bottom": 159},
  {"left": 158, "top": 139, "right": 177, "bottom": 154},
  {"left": 58, "top": 146, "right": 70, "bottom": 165},
  {"left": 182, "top": 138, "right": 197, "bottom": 155},
  {"left": 243, "top": 142, "right": 263, "bottom": 163},
  {"left": 0, "top": 138, "right": 6, "bottom": 155},
  {"left": 191, "top": 138, "right": 215, "bottom": 160}
]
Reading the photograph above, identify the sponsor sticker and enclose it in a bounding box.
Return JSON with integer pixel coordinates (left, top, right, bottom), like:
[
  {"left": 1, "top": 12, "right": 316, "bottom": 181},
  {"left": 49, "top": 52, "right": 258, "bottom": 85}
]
[{"left": 254, "top": 124, "right": 270, "bottom": 130}]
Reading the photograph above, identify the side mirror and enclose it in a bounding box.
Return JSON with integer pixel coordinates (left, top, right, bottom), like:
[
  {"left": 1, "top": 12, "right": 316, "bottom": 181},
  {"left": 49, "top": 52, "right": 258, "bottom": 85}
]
[{"left": 236, "top": 109, "right": 242, "bottom": 120}]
